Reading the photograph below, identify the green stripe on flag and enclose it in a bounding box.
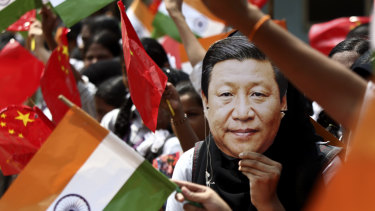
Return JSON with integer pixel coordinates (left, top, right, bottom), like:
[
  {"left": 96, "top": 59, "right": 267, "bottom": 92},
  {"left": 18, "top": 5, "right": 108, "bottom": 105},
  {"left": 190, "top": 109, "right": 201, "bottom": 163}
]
[
  {"left": 104, "top": 161, "right": 177, "bottom": 211},
  {"left": 53, "top": 0, "right": 114, "bottom": 27},
  {"left": 152, "top": 12, "right": 201, "bottom": 42},
  {"left": 0, "top": 0, "right": 38, "bottom": 32}
]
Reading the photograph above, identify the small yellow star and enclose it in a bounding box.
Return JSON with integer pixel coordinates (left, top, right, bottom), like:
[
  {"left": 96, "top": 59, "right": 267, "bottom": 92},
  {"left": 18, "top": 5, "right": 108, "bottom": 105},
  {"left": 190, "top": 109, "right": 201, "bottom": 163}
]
[
  {"left": 18, "top": 133, "right": 23, "bottom": 138},
  {"left": 8, "top": 129, "right": 14, "bottom": 134},
  {"left": 0, "top": 122, "right": 6, "bottom": 127},
  {"left": 61, "top": 66, "right": 69, "bottom": 75},
  {"left": 15, "top": 111, "right": 34, "bottom": 127},
  {"left": 130, "top": 50, "right": 134, "bottom": 56},
  {"left": 0, "top": 113, "right": 6, "bottom": 119},
  {"left": 62, "top": 46, "right": 69, "bottom": 57}
]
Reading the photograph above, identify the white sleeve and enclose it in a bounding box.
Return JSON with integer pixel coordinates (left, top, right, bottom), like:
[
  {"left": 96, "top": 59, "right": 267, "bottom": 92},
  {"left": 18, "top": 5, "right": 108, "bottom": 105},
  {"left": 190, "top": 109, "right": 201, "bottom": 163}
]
[
  {"left": 100, "top": 109, "right": 120, "bottom": 132},
  {"left": 166, "top": 148, "right": 194, "bottom": 211}
]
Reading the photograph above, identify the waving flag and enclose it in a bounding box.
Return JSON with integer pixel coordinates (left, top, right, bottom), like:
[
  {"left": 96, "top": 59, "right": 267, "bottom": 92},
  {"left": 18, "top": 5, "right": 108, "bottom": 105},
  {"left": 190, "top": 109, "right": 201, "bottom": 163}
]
[
  {"left": 0, "top": 105, "right": 176, "bottom": 210},
  {"left": 49, "top": 0, "right": 115, "bottom": 27},
  {"left": 0, "top": 40, "right": 44, "bottom": 108},
  {"left": 127, "top": 0, "right": 158, "bottom": 38},
  {"left": 0, "top": 105, "right": 53, "bottom": 175},
  {"left": 41, "top": 44, "right": 81, "bottom": 124},
  {"left": 119, "top": 1, "right": 168, "bottom": 132},
  {"left": 153, "top": 0, "right": 225, "bottom": 42},
  {"left": 309, "top": 16, "right": 370, "bottom": 55}
]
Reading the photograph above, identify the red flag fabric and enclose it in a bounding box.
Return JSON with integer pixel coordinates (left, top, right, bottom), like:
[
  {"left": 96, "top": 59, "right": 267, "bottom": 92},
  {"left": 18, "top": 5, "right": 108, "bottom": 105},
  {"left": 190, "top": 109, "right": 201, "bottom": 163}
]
[
  {"left": 0, "top": 105, "right": 54, "bottom": 175},
  {"left": 118, "top": 0, "right": 168, "bottom": 132},
  {"left": 55, "top": 27, "right": 70, "bottom": 46},
  {"left": 40, "top": 45, "right": 81, "bottom": 124},
  {"left": 0, "top": 40, "right": 44, "bottom": 108},
  {"left": 309, "top": 16, "right": 370, "bottom": 55},
  {"left": 249, "top": 0, "right": 268, "bottom": 9},
  {"left": 6, "top": 10, "right": 36, "bottom": 32}
]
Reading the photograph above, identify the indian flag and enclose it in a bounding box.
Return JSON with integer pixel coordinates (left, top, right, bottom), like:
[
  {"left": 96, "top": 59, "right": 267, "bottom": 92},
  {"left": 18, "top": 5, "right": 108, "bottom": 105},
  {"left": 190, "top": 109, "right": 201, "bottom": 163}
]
[
  {"left": 49, "top": 0, "right": 115, "bottom": 27},
  {"left": 153, "top": 0, "right": 226, "bottom": 42},
  {"left": 127, "top": 0, "right": 156, "bottom": 39},
  {"left": 0, "top": 0, "right": 39, "bottom": 32},
  {"left": 0, "top": 105, "right": 176, "bottom": 210}
]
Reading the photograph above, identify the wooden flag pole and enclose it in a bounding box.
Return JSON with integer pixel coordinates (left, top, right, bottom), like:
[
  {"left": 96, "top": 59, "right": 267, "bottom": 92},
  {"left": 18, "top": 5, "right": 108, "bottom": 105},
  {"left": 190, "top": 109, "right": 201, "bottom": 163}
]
[
  {"left": 268, "top": 0, "right": 274, "bottom": 19},
  {"left": 58, "top": 95, "right": 75, "bottom": 108},
  {"left": 166, "top": 99, "right": 175, "bottom": 117}
]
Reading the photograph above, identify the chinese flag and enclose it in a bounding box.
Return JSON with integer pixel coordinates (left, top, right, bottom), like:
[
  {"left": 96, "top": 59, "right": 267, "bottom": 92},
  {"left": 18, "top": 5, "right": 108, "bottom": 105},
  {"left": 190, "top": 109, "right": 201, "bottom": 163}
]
[
  {"left": 40, "top": 45, "right": 81, "bottom": 124},
  {"left": 118, "top": 0, "right": 168, "bottom": 132},
  {"left": 0, "top": 105, "right": 54, "bottom": 175},
  {"left": 0, "top": 40, "right": 44, "bottom": 108},
  {"left": 6, "top": 10, "right": 36, "bottom": 32},
  {"left": 307, "top": 94, "right": 375, "bottom": 210},
  {"left": 309, "top": 16, "right": 370, "bottom": 55}
]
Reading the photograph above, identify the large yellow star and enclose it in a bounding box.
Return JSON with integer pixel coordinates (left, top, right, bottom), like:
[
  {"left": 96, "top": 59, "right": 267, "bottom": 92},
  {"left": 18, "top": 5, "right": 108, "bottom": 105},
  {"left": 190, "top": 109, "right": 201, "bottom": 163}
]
[
  {"left": 0, "top": 113, "right": 6, "bottom": 119},
  {"left": 15, "top": 111, "right": 34, "bottom": 127}
]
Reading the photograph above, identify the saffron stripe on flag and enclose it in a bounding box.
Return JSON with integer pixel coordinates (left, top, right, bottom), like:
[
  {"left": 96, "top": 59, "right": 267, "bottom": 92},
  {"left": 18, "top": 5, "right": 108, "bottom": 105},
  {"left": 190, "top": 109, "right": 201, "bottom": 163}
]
[
  {"left": 46, "top": 132, "right": 144, "bottom": 210},
  {"left": 0, "top": 106, "right": 108, "bottom": 210},
  {"left": 184, "top": 0, "right": 224, "bottom": 23},
  {"left": 129, "top": 0, "right": 154, "bottom": 34}
]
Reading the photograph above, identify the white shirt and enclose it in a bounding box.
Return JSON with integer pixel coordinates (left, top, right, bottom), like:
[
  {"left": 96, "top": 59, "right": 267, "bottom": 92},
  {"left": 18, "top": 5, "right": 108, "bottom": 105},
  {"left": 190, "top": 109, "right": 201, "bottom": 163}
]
[{"left": 166, "top": 148, "right": 194, "bottom": 211}]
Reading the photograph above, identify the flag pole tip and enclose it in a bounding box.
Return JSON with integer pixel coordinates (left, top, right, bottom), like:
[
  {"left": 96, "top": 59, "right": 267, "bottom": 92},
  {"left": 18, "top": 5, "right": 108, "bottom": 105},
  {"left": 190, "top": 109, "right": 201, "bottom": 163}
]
[{"left": 58, "top": 95, "right": 75, "bottom": 108}]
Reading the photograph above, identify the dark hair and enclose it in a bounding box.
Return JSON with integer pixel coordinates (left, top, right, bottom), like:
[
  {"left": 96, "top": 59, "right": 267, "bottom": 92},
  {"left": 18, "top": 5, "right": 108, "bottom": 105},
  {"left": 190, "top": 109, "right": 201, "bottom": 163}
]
[
  {"left": 95, "top": 76, "right": 127, "bottom": 108},
  {"left": 346, "top": 23, "right": 369, "bottom": 40},
  {"left": 176, "top": 81, "right": 203, "bottom": 108},
  {"left": 82, "top": 58, "right": 123, "bottom": 86},
  {"left": 84, "top": 30, "right": 122, "bottom": 57},
  {"left": 266, "top": 83, "right": 325, "bottom": 210},
  {"left": 162, "top": 68, "right": 190, "bottom": 86},
  {"left": 141, "top": 38, "right": 170, "bottom": 68},
  {"left": 85, "top": 15, "right": 121, "bottom": 41},
  {"left": 67, "top": 22, "right": 82, "bottom": 42},
  {"left": 329, "top": 38, "right": 369, "bottom": 57},
  {"left": 351, "top": 49, "right": 374, "bottom": 79},
  {"left": 202, "top": 36, "right": 287, "bottom": 100},
  {"left": 114, "top": 95, "right": 133, "bottom": 140}
]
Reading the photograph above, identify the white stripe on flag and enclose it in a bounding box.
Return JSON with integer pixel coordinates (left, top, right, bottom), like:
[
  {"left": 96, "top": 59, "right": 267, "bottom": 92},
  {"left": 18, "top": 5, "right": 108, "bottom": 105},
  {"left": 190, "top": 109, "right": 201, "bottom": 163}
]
[
  {"left": 158, "top": 2, "right": 225, "bottom": 37},
  {"left": 127, "top": 8, "right": 151, "bottom": 38},
  {"left": 49, "top": 0, "right": 64, "bottom": 7},
  {"left": 0, "top": 0, "right": 15, "bottom": 11},
  {"left": 46, "top": 132, "right": 144, "bottom": 211}
]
